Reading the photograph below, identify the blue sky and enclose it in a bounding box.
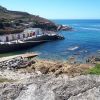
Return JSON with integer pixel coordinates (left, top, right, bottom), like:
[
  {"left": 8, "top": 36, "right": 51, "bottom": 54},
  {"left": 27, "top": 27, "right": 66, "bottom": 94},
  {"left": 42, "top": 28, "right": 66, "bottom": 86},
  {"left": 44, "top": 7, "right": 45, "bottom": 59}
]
[{"left": 0, "top": 0, "right": 100, "bottom": 19}]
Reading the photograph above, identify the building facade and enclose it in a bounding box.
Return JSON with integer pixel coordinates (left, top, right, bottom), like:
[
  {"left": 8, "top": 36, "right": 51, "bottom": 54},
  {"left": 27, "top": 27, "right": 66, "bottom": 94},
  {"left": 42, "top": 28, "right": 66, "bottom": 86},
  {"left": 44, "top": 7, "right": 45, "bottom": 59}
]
[{"left": 0, "top": 28, "right": 43, "bottom": 42}]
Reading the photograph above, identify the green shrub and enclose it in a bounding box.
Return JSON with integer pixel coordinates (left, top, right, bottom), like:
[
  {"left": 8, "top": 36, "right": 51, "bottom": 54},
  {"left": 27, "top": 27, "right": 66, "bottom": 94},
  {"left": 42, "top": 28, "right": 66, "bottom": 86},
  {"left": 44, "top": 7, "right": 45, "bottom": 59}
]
[{"left": 88, "top": 64, "right": 100, "bottom": 75}]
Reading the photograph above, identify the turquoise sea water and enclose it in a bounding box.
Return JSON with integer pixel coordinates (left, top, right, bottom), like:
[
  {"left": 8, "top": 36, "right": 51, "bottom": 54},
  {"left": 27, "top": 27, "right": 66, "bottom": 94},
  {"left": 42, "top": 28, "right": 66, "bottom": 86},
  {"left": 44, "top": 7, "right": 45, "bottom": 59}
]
[{"left": 1, "top": 20, "right": 100, "bottom": 62}]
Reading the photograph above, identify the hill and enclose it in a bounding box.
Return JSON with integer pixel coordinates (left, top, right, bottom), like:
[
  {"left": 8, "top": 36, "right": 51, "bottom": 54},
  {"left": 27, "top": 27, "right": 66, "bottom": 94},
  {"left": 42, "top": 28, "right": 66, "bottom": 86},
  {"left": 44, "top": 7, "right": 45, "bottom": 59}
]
[
  {"left": 0, "top": 6, "right": 54, "bottom": 24},
  {"left": 0, "top": 5, "right": 58, "bottom": 34}
]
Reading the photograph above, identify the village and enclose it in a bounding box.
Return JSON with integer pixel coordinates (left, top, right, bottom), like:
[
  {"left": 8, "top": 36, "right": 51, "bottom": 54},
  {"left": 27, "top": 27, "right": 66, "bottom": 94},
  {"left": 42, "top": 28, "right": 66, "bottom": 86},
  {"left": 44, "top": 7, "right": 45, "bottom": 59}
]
[{"left": 0, "top": 27, "right": 66, "bottom": 53}]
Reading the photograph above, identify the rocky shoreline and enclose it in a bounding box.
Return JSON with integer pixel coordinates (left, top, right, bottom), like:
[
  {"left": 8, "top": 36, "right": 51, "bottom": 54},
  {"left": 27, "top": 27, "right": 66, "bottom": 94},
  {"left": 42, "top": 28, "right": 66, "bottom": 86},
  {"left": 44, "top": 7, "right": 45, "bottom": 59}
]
[{"left": 0, "top": 54, "right": 100, "bottom": 100}]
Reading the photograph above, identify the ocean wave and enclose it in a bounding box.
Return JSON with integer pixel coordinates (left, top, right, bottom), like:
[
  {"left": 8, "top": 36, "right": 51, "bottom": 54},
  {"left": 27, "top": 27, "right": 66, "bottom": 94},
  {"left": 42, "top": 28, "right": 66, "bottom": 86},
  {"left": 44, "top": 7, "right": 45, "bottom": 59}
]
[
  {"left": 97, "top": 50, "right": 100, "bottom": 53},
  {"left": 68, "top": 46, "right": 79, "bottom": 51}
]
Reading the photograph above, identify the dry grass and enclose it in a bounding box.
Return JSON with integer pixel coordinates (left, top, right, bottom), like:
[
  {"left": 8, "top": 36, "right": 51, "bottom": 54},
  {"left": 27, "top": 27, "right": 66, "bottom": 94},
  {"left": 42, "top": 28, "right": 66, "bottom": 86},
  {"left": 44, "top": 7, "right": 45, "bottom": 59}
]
[{"left": 19, "top": 59, "right": 93, "bottom": 76}]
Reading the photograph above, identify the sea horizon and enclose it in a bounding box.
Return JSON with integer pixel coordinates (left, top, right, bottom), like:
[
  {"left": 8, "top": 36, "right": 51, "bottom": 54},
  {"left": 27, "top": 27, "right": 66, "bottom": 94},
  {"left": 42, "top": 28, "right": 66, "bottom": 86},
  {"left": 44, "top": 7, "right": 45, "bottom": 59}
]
[{"left": 50, "top": 19, "right": 100, "bottom": 20}]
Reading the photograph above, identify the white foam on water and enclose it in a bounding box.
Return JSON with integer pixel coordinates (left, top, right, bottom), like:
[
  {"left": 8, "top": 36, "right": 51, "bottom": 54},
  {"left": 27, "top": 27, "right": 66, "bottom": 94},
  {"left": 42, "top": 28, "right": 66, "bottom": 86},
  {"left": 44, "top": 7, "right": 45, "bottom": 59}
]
[{"left": 68, "top": 46, "right": 79, "bottom": 51}]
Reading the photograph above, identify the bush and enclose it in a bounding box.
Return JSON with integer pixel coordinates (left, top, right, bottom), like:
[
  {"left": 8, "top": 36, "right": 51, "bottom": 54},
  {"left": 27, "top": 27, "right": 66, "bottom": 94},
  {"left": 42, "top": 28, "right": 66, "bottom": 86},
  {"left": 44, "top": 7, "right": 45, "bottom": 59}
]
[{"left": 88, "top": 64, "right": 100, "bottom": 75}]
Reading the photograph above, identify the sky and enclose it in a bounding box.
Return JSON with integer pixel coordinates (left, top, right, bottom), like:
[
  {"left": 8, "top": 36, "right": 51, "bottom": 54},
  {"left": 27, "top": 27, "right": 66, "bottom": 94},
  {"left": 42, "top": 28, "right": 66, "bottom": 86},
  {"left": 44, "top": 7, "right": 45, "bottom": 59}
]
[{"left": 0, "top": 0, "right": 100, "bottom": 19}]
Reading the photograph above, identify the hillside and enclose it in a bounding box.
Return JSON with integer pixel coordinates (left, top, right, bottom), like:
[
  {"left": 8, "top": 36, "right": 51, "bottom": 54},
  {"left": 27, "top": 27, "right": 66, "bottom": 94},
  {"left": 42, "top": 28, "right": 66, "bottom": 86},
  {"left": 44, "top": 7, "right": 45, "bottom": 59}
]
[
  {"left": 0, "top": 5, "right": 58, "bottom": 34},
  {"left": 0, "top": 6, "right": 54, "bottom": 24}
]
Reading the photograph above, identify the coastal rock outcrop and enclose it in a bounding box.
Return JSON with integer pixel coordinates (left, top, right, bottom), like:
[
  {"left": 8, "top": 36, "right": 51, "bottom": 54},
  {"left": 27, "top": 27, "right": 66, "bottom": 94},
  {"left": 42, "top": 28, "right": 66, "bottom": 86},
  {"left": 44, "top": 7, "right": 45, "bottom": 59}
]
[
  {"left": 0, "top": 74, "right": 100, "bottom": 100},
  {"left": 0, "top": 57, "right": 99, "bottom": 100},
  {"left": 0, "top": 56, "right": 34, "bottom": 70}
]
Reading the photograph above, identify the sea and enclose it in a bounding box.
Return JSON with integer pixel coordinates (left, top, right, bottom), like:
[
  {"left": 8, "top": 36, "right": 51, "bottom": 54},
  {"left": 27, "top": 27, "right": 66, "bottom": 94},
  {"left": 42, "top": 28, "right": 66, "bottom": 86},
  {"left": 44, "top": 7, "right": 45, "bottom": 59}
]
[{"left": 1, "top": 20, "right": 100, "bottom": 62}]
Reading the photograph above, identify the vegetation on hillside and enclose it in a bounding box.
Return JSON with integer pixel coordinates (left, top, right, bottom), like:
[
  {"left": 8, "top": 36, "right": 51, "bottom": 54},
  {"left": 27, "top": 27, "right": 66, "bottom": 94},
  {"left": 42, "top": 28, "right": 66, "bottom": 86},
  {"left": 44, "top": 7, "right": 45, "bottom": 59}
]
[
  {"left": 88, "top": 64, "right": 100, "bottom": 75},
  {"left": 0, "top": 5, "right": 58, "bottom": 35}
]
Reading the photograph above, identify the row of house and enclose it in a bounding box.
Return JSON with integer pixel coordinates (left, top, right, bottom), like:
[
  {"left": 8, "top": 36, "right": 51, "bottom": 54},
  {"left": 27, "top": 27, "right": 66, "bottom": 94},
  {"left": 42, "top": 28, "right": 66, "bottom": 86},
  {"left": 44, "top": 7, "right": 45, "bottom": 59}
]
[{"left": 0, "top": 28, "right": 43, "bottom": 42}]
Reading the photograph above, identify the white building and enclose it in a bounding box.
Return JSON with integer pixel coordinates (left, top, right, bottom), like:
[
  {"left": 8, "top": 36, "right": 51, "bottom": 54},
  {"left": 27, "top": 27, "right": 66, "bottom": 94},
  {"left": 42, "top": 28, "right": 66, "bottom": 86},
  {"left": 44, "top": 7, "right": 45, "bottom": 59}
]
[
  {"left": 0, "top": 28, "right": 44, "bottom": 42},
  {"left": 23, "top": 28, "right": 43, "bottom": 36}
]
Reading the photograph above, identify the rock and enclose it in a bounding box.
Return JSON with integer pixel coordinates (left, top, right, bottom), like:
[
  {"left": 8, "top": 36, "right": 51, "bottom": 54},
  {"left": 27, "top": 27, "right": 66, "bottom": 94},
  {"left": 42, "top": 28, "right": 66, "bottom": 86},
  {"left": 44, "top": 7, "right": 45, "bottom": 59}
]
[
  {"left": 15, "top": 75, "right": 100, "bottom": 100},
  {"left": 69, "top": 86, "right": 100, "bottom": 100},
  {"left": 0, "top": 59, "right": 100, "bottom": 100},
  {"left": 39, "top": 67, "right": 49, "bottom": 74},
  {"left": 86, "top": 56, "right": 100, "bottom": 64},
  {"left": 55, "top": 69, "right": 63, "bottom": 76},
  {"left": 0, "top": 56, "right": 35, "bottom": 70},
  {"left": 0, "top": 74, "right": 100, "bottom": 100},
  {"left": 0, "top": 83, "right": 24, "bottom": 100}
]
